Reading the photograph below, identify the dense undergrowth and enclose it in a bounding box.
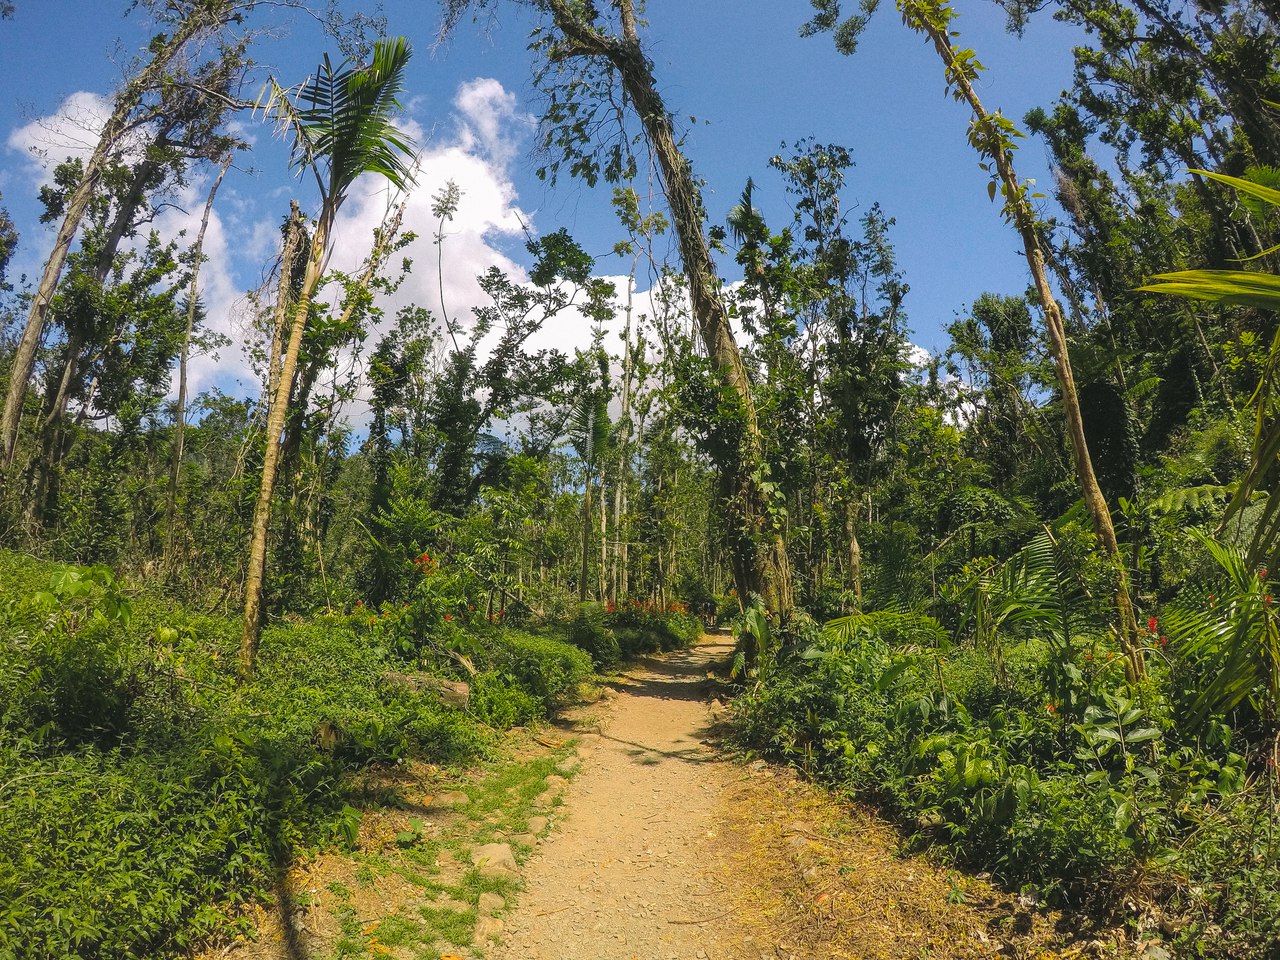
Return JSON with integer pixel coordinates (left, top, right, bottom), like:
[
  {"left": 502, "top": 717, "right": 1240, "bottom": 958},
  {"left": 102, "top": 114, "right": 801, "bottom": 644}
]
[
  {"left": 0, "top": 550, "right": 695, "bottom": 960},
  {"left": 733, "top": 596, "right": 1280, "bottom": 958}
]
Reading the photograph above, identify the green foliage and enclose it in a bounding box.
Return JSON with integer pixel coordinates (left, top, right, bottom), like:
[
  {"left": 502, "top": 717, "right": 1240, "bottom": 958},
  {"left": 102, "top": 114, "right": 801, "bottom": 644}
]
[
  {"left": 733, "top": 600, "right": 1274, "bottom": 954},
  {"left": 1159, "top": 531, "right": 1280, "bottom": 725},
  {"left": 262, "top": 37, "right": 417, "bottom": 203},
  {"left": 566, "top": 600, "right": 701, "bottom": 668},
  {"left": 569, "top": 602, "right": 621, "bottom": 667},
  {"left": 0, "top": 552, "right": 588, "bottom": 958}
]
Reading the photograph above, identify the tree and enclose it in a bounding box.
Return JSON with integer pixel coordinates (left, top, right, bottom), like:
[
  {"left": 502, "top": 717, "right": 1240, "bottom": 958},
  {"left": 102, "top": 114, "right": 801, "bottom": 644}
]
[
  {"left": 166, "top": 153, "right": 233, "bottom": 555},
  {"left": 0, "top": 195, "right": 16, "bottom": 291},
  {"left": 239, "top": 36, "right": 417, "bottom": 678},
  {"left": 0, "top": 0, "right": 247, "bottom": 469},
  {"left": 440, "top": 0, "right": 794, "bottom": 623},
  {"left": 805, "top": 0, "right": 1146, "bottom": 679}
]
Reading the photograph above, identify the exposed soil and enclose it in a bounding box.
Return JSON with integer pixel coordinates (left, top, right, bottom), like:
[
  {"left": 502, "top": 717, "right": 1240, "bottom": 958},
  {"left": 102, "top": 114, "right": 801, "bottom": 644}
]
[
  {"left": 206, "top": 635, "right": 1145, "bottom": 960},
  {"left": 491, "top": 634, "right": 1140, "bottom": 960}
]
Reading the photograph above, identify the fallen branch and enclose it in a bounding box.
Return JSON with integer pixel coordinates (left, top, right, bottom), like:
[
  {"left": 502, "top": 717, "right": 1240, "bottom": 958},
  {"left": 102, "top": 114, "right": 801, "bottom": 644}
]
[{"left": 668, "top": 907, "right": 738, "bottom": 925}]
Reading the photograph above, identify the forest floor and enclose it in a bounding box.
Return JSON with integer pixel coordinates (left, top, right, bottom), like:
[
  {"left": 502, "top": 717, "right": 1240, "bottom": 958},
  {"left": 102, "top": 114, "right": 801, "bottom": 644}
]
[{"left": 208, "top": 634, "right": 1145, "bottom": 960}]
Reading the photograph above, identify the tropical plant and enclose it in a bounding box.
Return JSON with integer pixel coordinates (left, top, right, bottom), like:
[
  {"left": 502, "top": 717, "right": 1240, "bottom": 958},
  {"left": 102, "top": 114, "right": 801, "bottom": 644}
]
[
  {"left": 1139, "top": 168, "right": 1280, "bottom": 573},
  {"left": 239, "top": 37, "right": 417, "bottom": 678},
  {"left": 1160, "top": 531, "right": 1280, "bottom": 724}
]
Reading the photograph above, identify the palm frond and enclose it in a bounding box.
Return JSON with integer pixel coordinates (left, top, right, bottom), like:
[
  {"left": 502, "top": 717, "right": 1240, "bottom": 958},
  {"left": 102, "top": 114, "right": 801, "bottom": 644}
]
[
  {"left": 1137, "top": 269, "right": 1280, "bottom": 313},
  {"left": 568, "top": 389, "right": 610, "bottom": 466},
  {"left": 298, "top": 37, "right": 417, "bottom": 201},
  {"left": 1159, "top": 530, "right": 1280, "bottom": 724},
  {"left": 260, "top": 37, "right": 417, "bottom": 206}
]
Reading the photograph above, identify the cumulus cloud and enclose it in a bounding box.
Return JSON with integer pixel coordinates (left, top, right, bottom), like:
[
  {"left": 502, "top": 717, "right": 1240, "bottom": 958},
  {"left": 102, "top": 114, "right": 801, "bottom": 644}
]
[
  {"left": 3, "top": 77, "right": 660, "bottom": 433},
  {"left": 7, "top": 91, "right": 124, "bottom": 180}
]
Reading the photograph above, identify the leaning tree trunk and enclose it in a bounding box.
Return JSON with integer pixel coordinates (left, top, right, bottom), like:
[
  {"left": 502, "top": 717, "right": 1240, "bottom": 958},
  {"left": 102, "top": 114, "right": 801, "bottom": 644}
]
[
  {"left": 0, "top": 6, "right": 227, "bottom": 469},
  {"left": 167, "top": 154, "right": 232, "bottom": 557},
  {"left": 546, "top": 0, "right": 793, "bottom": 623},
  {"left": 239, "top": 209, "right": 331, "bottom": 679},
  {"left": 904, "top": 0, "right": 1145, "bottom": 681}
]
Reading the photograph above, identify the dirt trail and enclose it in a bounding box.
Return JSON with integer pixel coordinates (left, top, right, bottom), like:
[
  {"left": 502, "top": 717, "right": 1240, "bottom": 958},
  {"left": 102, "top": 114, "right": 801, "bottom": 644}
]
[
  {"left": 491, "top": 636, "right": 755, "bottom": 959},
  {"left": 492, "top": 636, "right": 1135, "bottom": 960}
]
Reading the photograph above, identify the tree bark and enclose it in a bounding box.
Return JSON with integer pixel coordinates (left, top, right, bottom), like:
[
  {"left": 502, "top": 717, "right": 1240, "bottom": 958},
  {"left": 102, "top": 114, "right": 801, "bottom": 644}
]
[
  {"left": 579, "top": 467, "right": 593, "bottom": 603},
  {"left": 0, "top": 6, "right": 228, "bottom": 469},
  {"left": 239, "top": 208, "right": 331, "bottom": 679},
  {"left": 906, "top": 1, "right": 1145, "bottom": 681}
]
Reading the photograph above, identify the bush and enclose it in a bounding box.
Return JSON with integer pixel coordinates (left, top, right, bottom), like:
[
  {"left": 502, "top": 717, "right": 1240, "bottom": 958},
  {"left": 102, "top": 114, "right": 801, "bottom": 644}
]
[
  {"left": 480, "top": 628, "right": 593, "bottom": 707},
  {"left": 568, "top": 602, "right": 620, "bottom": 667},
  {"left": 0, "top": 555, "right": 548, "bottom": 959},
  {"left": 731, "top": 610, "right": 1276, "bottom": 956}
]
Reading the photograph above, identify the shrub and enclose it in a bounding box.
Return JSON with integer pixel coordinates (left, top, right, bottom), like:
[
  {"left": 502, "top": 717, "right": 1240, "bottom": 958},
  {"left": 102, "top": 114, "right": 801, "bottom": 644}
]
[
  {"left": 0, "top": 556, "right": 503, "bottom": 959},
  {"left": 480, "top": 629, "right": 592, "bottom": 707},
  {"left": 731, "top": 607, "right": 1274, "bottom": 955},
  {"left": 568, "top": 602, "right": 620, "bottom": 667}
]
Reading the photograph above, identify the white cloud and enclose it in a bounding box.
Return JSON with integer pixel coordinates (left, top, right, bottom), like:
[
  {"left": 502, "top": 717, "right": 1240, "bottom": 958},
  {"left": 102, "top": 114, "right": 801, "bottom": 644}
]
[
  {"left": 200, "top": 77, "right": 545, "bottom": 418},
  {"left": 452, "top": 77, "right": 531, "bottom": 167},
  {"left": 7, "top": 91, "right": 117, "bottom": 180},
  {"left": 3, "top": 78, "right": 656, "bottom": 434}
]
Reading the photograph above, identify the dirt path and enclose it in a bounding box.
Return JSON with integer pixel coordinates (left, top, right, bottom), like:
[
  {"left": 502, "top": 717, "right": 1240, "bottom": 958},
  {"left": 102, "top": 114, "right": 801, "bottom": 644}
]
[
  {"left": 491, "top": 636, "right": 1137, "bottom": 960},
  {"left": 490, "top": 636, "right": 756, "bottom": 960},
  {"left": 210, "top": 635, "right": 1136, "bottom": 959}
]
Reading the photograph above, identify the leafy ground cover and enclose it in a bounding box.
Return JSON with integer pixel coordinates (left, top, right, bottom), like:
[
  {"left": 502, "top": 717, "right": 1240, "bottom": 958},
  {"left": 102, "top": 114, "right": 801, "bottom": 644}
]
[
  {"left": 732, "top": 601, "right": 1280, "bottom": 959},
  {"left": 0, "top": 551, "right": 587, "bottom": 959}
]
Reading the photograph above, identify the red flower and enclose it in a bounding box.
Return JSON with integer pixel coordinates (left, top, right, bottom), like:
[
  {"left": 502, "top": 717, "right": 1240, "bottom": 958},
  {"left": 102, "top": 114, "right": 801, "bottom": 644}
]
[
  {"left": 356, "top": 600, "right": 363, "bottom": 608},
  {"left": 1159, "top": 635, "right": 1169, "bottom": 647},
  {"left": 1261, "top": 568, "right": 1270, "bottom": 580},
  {"left": 1085, "top": 653, "right": 1093, "bottom": 661},
  {"left": 1147, "top": 615, "right": 1158, "bottom": 633},
  {"left": 368, "top": 617, "right": 376, "bottom": 625},
  {"left": 1267, "top": 594, "right": 1274, "bottom": 607},
  {"left": 445, "top": 614, "right": 453, "bottom": 622},
  {"left": 1046, "top": 703, "right": 1057, "bottom": 715}
]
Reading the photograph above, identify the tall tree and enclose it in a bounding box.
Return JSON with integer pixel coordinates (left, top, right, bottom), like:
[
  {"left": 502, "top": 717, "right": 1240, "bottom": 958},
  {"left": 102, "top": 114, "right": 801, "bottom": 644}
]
[
  {"left": 166, "top": 153, "right": 233, "bottom": 554},
  {"left": 0, "top": 0, "right": 246, "bottom": 469},
  {"left": 806, "top": 0, "right": 1146, "bottom": 679},
  {"left": 239, "top": 36, "right": 417, "bottom": 678},
  {"left": 441, "top": 0, "right": 794, "bottom": 620}
]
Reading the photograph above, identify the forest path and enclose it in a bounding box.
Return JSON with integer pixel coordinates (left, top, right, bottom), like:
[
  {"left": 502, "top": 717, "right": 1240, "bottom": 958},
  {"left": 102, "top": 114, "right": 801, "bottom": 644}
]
[
  {"left": 489, "top": 635, "right": 756, "bottom": 959},
  {"left": 491, "top": 635, "right": 1132, "bottom": 960}
]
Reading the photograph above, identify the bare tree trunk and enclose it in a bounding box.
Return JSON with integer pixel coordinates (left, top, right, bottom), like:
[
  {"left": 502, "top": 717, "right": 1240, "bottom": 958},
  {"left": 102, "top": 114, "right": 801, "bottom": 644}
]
[
  {"left": 905, "top": 1, "right": 1144, "bottom": 681},
  {"left": 0, "top": 7, "right": 227, "bottom": 468},
  {"left": 578, "top": 468, "right": 593, "bottom": 604},
  {"left": 599, "top": 469, "right": 608, "bottom": 599},
  {"left": 240, "top": 210, "right": 331, "bottom": 679},
  {"left": 845, "top": 495, "right": 863, "bottom": 607},
  {"left": 269, "top": 201, "right": 307, "bottom": 402},
  {"left": 545, "top": 0, "right": 793, "bottom": 624},
  {"left": 612, "top": 264, "right": 637, "bottom": 601},
  {"left": 167, "top": 154, "right": 232, "bottom": 557}
]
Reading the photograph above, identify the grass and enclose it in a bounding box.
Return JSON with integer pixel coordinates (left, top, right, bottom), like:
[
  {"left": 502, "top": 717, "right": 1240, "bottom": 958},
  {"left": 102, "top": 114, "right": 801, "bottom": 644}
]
[{"left": 270, "top": 741, "right": 579, "bottom": 960}]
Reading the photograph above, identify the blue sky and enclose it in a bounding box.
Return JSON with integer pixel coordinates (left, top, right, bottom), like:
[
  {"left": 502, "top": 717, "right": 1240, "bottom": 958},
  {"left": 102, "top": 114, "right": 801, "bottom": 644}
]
[{"left": 0, "top": 1, "right": 1088, "bottom": 399}]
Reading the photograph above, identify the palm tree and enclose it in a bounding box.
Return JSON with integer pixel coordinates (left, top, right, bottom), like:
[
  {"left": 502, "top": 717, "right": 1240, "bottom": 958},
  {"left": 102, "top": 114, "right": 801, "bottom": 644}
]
[
  {"left": 239, "top": 37, "right": 417, "bottom": 678},
  {"left": 1139, "top": 170, "right": 1280, "bottom": 569}
]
